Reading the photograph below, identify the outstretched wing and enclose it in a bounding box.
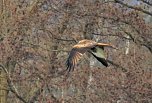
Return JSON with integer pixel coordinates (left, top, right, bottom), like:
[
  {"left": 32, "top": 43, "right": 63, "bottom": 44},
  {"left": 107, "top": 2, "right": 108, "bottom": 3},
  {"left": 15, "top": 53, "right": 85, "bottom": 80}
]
[
  {"left": 65, "top": 40, "right": 117, "bottom": 72},
  {"left": 90, "top": 46, "right": 108, "bottom": 67},
  {"left": 66, "top": 47, "right": 87, "bottom": 72},
  {"left": 91, "top": 52, "right": 108, "bottom": 67},
  {"left": 97, "top": 43, "right": 118, "bottom": 49}
]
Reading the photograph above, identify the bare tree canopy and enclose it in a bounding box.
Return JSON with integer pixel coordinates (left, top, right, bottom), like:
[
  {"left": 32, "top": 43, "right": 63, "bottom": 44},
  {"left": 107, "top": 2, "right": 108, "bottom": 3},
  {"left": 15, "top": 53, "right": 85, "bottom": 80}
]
[{"left": 0, "top": 0, "right": 152, "bottom": 103}]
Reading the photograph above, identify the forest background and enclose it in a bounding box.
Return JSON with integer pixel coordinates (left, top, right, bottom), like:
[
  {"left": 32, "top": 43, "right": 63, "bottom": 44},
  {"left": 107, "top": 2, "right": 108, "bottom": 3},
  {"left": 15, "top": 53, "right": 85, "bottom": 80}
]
[{"left": 0, "top": 0, "right": 152, "bottom": 103}]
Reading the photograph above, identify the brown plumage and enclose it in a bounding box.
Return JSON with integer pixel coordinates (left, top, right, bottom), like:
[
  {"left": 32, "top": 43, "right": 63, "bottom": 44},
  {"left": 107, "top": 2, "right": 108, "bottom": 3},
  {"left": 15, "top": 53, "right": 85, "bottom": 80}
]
[{"left": 66, "top": 39, "right": 117, "bottom": 72}]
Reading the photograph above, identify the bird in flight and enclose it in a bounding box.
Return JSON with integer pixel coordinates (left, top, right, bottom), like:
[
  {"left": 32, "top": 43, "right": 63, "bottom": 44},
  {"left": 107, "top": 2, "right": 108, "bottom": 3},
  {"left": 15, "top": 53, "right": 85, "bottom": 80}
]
[{"left": 66, "top": 39, "right": 117, "bottom": 73}]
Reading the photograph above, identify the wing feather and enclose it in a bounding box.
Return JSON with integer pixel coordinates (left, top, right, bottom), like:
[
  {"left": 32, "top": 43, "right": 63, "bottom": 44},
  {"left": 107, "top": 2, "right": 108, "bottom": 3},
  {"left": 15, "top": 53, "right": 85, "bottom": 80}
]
[
  {"left": 91, "top": 52, "right": 108, "bottom": 67},
  {"left": 66, "top": 48, "right": 87, "bottom": 72},
  {"left": 97, "top": 43, "right": 118, "bottom": 49},
  {"left": 65, "top": 40, "right": 117, "bottom": 73},
  {"left": 90, "top": 47, "right": 108, "bottom": 67}
]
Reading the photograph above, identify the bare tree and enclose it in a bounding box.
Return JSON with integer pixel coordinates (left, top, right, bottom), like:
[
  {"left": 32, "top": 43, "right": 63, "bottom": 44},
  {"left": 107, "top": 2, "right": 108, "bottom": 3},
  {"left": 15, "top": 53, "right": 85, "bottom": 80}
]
[{"left": 0, "top": 0, "right": 152, "bottom": 103}]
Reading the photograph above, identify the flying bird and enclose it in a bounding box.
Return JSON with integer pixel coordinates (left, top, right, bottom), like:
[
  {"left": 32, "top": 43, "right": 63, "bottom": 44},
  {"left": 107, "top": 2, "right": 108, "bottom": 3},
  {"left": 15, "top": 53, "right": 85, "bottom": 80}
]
[{"left": 66, "top": 39, "right": 117, "bottom": 72}]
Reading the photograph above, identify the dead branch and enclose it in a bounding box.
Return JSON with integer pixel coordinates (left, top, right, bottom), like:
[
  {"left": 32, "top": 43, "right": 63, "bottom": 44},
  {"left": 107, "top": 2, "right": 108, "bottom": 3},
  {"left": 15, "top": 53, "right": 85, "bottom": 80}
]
[
  {"left": 0, "top": 64, "right": 28, "bottom": 103},
  {"left": 114, "top": 0, "right": 152, "bottom": 16}
]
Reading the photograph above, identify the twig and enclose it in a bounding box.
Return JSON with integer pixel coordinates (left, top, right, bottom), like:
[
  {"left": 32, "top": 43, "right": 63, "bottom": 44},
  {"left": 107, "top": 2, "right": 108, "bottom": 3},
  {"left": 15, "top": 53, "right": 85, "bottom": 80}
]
[
  {"left": 28, "top": 86, "right": 44, "bottom": 103},
  {"left": 107, "top": 60, "right": 128, "bottom": 72},
  {"left": 54, "top": 37, "right": 77, "bottom": 43},
  {"left": 0, "top": 64, "right": 28, "bottom": 103},
  {"left": 114, "top": 0, "right": 152, "bottom": 16},
  {"left": 23, "top": 41, "right": 68, "bottom": 52},
  {"left": 92, "top": 33, "right": 132, "bottom": 40},
  {"left": 139, "top": 0, "right": 152, "bottom": 6}
]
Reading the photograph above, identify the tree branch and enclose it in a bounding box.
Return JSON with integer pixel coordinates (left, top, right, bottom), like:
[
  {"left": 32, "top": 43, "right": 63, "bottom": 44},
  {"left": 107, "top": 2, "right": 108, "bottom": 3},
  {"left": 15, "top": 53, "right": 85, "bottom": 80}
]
[
  {"left": 54, "top": 37, "right": 77, "bottom": 43},
  {"left": 0, "top": 64, "right": 28, "bottom": 103},
  {"left": 107, "top": 60, "right": 128, "bottom": 72},
  {"left": 92, "top": 33, "right": 132, "bottom": 40},
  {"left": 139, "top": 0, "right": 152, "bottom": 6},
  {"left": 115, "top": 0, "right": 152, "bottom": 16},
  {"left": 28, "top": 86, "right": 44, "bottom": 103}
]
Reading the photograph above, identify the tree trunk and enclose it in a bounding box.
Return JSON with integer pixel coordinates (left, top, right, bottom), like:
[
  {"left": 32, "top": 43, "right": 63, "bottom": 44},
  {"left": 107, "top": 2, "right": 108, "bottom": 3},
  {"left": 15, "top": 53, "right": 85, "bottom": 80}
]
[
  {"left": 0, "top": 0, "right": 8, "bottom": 102},
  {"left": 0, "top": 69, "right": 7, "bottom": 103}
]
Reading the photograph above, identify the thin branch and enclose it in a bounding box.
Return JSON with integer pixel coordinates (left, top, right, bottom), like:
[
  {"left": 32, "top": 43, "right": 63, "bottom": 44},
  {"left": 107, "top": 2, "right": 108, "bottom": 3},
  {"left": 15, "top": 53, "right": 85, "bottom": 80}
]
[
  {"left": 107, "top": 60, "right": 128, "bottom": 72},
  {"left": 114, "top": 0, "right": 152, "bottom": 16},
  {"left": 142, "top": 42, "right": 152, "bottom": 53},
  {"left": 46, "top": 84, "right": 60, "bottom": 102},
  {"left": 54, "top": 37, "right": 77, "bottom": 43},
  {"left": 139, "top": 0, "right": 152, "bottom": 6},
  {"left": 23, "top": 41, "right": 68, "bottom": 52},
  {"left": 0, "top": 64, "right": 28, "bottom": 103},
  {"left": 28, "top": 86, "right": 44, "bottom": 103},
  {"left": 92, "top": 33, "right": 132, "bottom": 40},
  {"left": 90, "top": 15, "right": 152, "bottom": 54},
  {"left": 120, "top": 28, "right": 152, "bottom": 54}
]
